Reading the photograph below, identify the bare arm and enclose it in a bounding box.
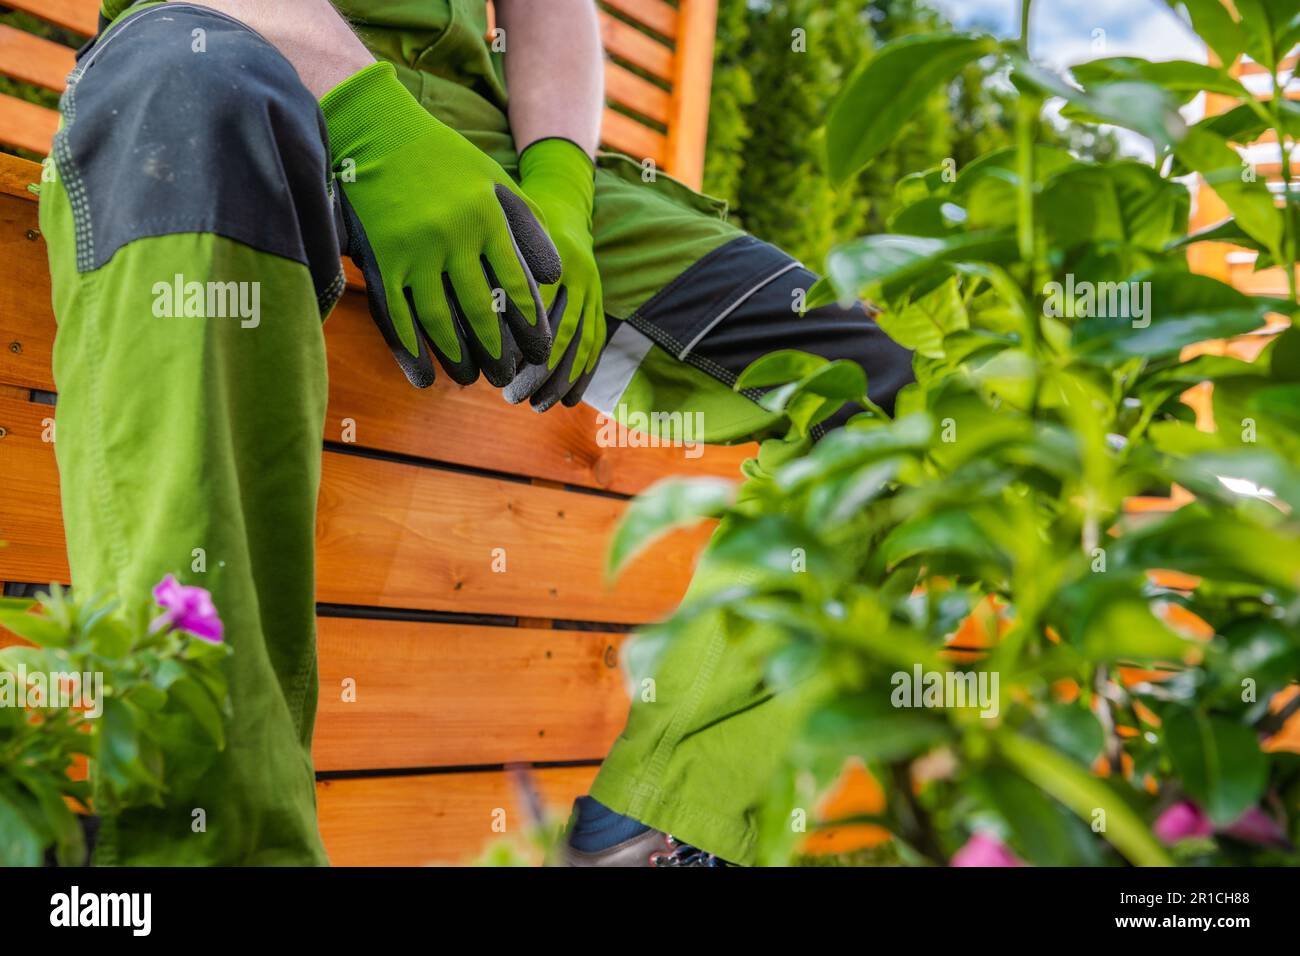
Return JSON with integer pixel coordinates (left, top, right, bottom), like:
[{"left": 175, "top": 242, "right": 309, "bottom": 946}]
[
  {"left": 495, "top": 0, "right": 604, "bottom": 157},
  {"left": 174, "top": 0, "right": 374, "bottom": 98}
]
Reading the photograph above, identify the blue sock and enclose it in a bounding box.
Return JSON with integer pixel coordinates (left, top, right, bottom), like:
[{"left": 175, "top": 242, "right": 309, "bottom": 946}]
[{"left": 567, "top": 796, "right": 651, "bottom": 852}]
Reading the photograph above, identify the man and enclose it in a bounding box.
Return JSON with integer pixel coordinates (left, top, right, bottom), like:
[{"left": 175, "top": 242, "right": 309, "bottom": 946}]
[{"left": 40, "top": 0, "right": 911, "bottom": 866}]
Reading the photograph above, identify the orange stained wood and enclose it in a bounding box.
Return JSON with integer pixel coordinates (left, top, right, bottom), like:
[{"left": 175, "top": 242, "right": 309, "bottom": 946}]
[
  {"left": 315, "top": 765, "right": 598, "bottom": 865},
  {"left": 0, "top": 93, "right": 59, "bottom": 156},
  {"left": 597, "top": 10, "right": 673, "bottom": 80},
  {"left": 605, "top": 60, "right": 672, "bottom": 123},
  {"left": 603, "top": 0, "right": 678, "bottom": 39},
  {"left": 5, "top": 0, "right": 98, "bottom": 36},
  {"left": 665, "top": 0, "right": 718, "bottom": 194},
  {"left": 312, "top": 617, "right": 629, "bottom": 771},
  {"left": 1264, "top": 686, "right": 1300, "bottom": 754},
  {"left": 0, "top": 394, "right": 714, "bottom": 624},
  {"left": 0, "top": 24, "right": 75, "bottom": 92},
  {"left": 800, "top": 758, "right": 890, "bottom": 856}
]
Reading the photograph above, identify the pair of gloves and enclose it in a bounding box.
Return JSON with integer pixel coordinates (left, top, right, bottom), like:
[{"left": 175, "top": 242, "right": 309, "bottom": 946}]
[{"left": 321, "top": 62, "right": 605, "bottom": 409}]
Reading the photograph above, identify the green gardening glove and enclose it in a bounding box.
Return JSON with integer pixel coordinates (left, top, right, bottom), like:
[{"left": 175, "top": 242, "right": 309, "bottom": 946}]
[
  {"left": 321, "top": 62, "right": 561, "bottom": 388},
  {"left": 504, "top": 138, "right": 606, "bottom": 411}
]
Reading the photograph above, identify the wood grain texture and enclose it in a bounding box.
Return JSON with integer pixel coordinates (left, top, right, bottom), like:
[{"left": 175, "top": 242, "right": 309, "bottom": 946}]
[
  {"left": 313, "top": 617, "right": 629, "bottom": 771},
  {"left": 0, "top": 92, "right": 58, "bottom": 155},
  {"left": 601, "top": 0, "right": 678, "bottom": 39},
  {"left": 316, "top": 766, "right": 597, "bottom": 865},
  {"left": 0, "top": 395, "right": 714, "bottom": 624},
  {"left": 600, "top": 106, "right": 667, "bottom": 166},
  {"left": 604, "top": 59, "right": 671, "bottom": 123},
  {"left": 0, "top": 25, "right": 75, "bottom": 92},
  {"left": 598, "top": 11, "right": 674, "bottom": 79},
  {"left": 4, "top": 0, "right": 98, "bottom": 36}
]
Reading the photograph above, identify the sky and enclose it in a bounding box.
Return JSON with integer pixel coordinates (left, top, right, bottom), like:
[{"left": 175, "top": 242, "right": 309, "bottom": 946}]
[
  {"left": 928, "top": 0, "right": 1205, "bottom": 67},
  {"left": 928, "top": 1, "right": 1210, "bottom": 158}
]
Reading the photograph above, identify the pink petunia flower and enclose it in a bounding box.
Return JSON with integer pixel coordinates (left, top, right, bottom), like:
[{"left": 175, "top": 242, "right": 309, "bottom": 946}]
[
  {"left": 1223, "top": 806, "right": 1288, "bottom": 847},
  {"left": 1153, "top": 800, "right": 1214, "bottom": 845},
  {"left": 951, "top": 832, "right": 1026, "bottom": 867},
  {"left": 151, "top": 574, "right": 224, "bottom": 643}
]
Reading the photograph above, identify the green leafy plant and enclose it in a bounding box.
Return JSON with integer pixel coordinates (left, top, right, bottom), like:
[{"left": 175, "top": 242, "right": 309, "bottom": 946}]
[
  {"left": 0, "top": 580, "right": 230, "bottom": 866},
  {"left": 614, "top": 0, "right": 1300, "bottom": 866}
]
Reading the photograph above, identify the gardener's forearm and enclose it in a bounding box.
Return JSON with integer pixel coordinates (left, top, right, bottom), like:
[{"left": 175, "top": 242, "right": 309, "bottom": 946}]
[
  {"left": 172, "top": 0, "right": 374, "bottom": 98},
  {"left": 496, "top": 0, "right": 604, "bottom": 157}
]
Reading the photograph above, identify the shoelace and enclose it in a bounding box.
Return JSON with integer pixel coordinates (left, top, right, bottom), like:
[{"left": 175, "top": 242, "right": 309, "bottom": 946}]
[{"left": 650, "top": 835, "right": 729, "bottom": 867}]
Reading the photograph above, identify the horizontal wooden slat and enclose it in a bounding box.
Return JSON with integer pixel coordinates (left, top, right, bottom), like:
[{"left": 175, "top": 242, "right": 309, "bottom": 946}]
[
  {"left": 600, "top": 106, "right": 667, "bottom": 166},
  {"left": 3, "top": 0, "right": 99, "bottom": 36},
  {"left": 314, "top": 444, "right": 707, "bottom": 621},
  {"left": 598, "top": 10, "right": 673, "bottom": 80},
  {"left": 0, "top": 395, "right": 711, "bottom": 623},
  {"left": 313, "top": 617, "right": 628, "bottom": 771},
  {"left": 0, "top": 178, "right": 753, "bottom": 493},
  {"left": 323, "top": 291, "right": 748, "bottom": 492},
  {"left": 316, "top": 766, "right": 596, "bottom": 865},
  {"left": 604, "top": 59, "right": 670, "bottom": 123},
  {"left": 0, "top": 92, "right": 57, "bottom": 155},
  {"left": 1228, "top": 260, "right": 1296, "bottom": 295},
  {"left": 601, "top": 0, "right": 678, "bottom": 38},
  {"left": 0, "top": 24, "right": 76, "bottom": 92},
  {"left": 1236, "top": 56, "right": 1298, "bottom": 77}
]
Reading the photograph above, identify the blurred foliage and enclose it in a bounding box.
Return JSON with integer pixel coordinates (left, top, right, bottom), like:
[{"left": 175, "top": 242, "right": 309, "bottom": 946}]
[
  {"left": 617, "top": 0, "right": 1300, "bottom": 866},
  {"left": 0, "top": 585, "right": 231, "bottom": 866},
  {"left": 704, "top": 0, "right": 1119, "bottom": 267}
]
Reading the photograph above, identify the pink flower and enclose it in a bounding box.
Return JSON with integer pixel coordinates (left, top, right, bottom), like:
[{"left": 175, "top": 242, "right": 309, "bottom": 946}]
[
  {"left": 951, "top": 832, "right": 1026, "bottom": 867},
  {"left": 151, "top": 574, "right": 224, "bottom": 643},
  {"left": 1154, "top": 800, "right": 1213, "bottom": 844},
  {"left": 1223, "top": 806, "right": 1288, "bottom": 847}
]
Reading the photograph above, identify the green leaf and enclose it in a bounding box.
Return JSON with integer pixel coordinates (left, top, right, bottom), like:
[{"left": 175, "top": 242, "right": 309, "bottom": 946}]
[
  {"left": 167, "top": 677, "right": 226, "bottom": 748},
  {"left": 1071, "top": 270, "right": 1272, "bottom": 363},
  {"left": 1057, "top": 82, "right": 1188, "bottom": 146},
  {"left": 1164, "top": 709, "right": 1267, "bottom": 826},
  {"left": 1084, "top": 600, "right": 1193, "bottom": 661},
  {"left": 1013, "top": 59, "right": 1186, "bottom": 145},
  {"left": 976, "top": 766, "right": 1102, "bottom": 866},
  {"left": 795, "top": 698, "right": 951, "bottom": 766},
  {"left": 825, "top": 33, "right": 997, "bottom": 185},
  {"left": 735, "top": 350, "right": 828, "bottom": 390},
  {"left": 0, "top": 781, "right": 48, "bottom": 867},
  {"left": 1172, "top": 448, "right": 1300, "bottom": 511},
  {"left": 950, "top": 144, "right": 1076, "bottom": 201},
  {"left": 1164, "top": 0, "right": 1247, "bottom": 66},
  {"left": 801, "top": 276, "right": 839, "bottom": 313},
  {"left": 1042, "top": 162, "right": 1190, "bottom": 253},
  {"left": 1113, "top": 509, "right": 1300, "bottom": 592},
  {"left": 1175, "top": 127, "right": 1283, "bottom": 258},
  {"left": 0, "top": 607, "right": 69, "bottom": 648},
  {"left": 826, "top": 231, "right": 1016, "bottom": 303},
  {"left": 997, "top": 732, "right": 1173, "bottom": 866},
  {"left": 880, "top": 510, "right": 1009, "bottom": 571},
  {"left": 877, "top": 276, "right": 968, "bottom": 358},
  {"left": 606, "top": 478, "right": 735, "bottom": 579},
  {"left": 887, "top": 196, "right": 969, "bottom": 237},
  {"left": 1044, "top": 704, "right": 1106, "bottom": 766},
  {"left": 1071, "top": 57, "right": 1248, "bottom": 101}
]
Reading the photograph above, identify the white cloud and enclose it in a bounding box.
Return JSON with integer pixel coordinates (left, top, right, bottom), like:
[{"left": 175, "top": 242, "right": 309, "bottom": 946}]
[{"left": 928, "top": 0, "right": 1209, "bottom": 159}]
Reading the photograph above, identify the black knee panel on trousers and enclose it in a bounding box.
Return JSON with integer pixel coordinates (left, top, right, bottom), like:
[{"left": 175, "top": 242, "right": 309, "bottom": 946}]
[
  {"left": 54, "top": 3, "right": 342, "bottom": 311},
  {"left": 626, "top": 235, "right": 916, "bottom": 437}
]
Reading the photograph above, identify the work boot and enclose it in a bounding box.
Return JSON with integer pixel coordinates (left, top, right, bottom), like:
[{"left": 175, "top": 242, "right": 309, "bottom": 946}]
[{"left": 563, "top": 829, "right": 730, "bottom": 867}]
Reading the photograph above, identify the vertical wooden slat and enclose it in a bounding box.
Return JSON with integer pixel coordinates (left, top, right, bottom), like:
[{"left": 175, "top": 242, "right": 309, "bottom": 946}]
[{"left": 665, "top": 0, "right": 717, "bottom": 190}]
